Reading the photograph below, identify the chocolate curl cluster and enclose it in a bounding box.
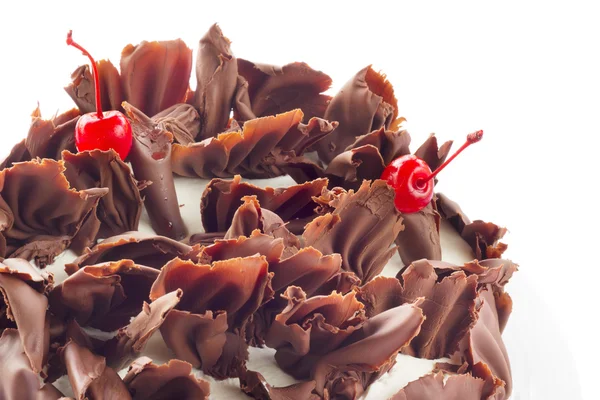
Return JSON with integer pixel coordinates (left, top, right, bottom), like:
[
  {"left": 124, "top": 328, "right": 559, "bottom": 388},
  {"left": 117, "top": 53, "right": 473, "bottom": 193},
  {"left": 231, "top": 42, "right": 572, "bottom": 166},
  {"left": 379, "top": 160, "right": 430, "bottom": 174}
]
[
  {"left": 201, "top": 175, "right": 328, "bottom": 235},
  {"left": 149, "top": 255, "right": 274, "bottom": 379},
  {"left": 0, "top": 158, "right": 106, "bottom": 267},
  {"left": 303, "top": 180, "right": 405, "bottom": 284},
  {"left": 65, "top": 231, "right": 197, "bottom": 275},
  {"left": 49, "top": 259, "right": 159, "bottom": 332},
  {"left": 437, "top": 193, "right": 508, "bottom": 260},
  {"left": 171, "top": 109, "right": 337, "bottom": 179},
  {"left": 123, "top": 357, "right": 211, "bottom": 400},
  {"left": 312, "top": 66, "right": 404, "bottom": 163},
  {"left": 390, "top": 372, "right": 487, "bottom": 400}
]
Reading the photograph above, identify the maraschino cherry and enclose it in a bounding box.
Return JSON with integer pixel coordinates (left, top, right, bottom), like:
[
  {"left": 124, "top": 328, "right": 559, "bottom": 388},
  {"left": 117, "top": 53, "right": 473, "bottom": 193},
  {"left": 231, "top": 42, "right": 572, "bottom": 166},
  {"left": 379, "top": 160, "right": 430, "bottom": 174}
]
[
  {"left": 381, "top": 130, "right": 483, "bottom": 213},
  {"left": 67, "top": 31, "right": 132, "bottom": 160}
]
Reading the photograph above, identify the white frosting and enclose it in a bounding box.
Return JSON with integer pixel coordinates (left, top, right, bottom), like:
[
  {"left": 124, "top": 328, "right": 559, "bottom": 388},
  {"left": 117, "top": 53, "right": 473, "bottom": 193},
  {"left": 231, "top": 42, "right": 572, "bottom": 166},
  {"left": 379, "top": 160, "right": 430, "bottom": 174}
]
[{"left": 48, "top": 175, "right": 475, "bottom": 399}]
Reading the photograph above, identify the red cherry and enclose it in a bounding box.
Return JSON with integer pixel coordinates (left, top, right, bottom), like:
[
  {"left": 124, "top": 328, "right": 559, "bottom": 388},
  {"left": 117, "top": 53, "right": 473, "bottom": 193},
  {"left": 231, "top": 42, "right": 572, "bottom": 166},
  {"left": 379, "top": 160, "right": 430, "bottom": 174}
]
[
  {"left": 67, "top": 31, "right": 132, "bottom": 160},
  {"left": 382, "top": 130, "right": 483, "bottom": 213}
]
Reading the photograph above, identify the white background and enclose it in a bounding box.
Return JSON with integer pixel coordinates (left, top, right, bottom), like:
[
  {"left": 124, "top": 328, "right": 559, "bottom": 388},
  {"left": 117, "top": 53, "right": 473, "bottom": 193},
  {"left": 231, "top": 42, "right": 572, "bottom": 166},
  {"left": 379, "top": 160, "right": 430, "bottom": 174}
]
[{"left": 0, "top": 1, "right": 597, "bottom": 399}]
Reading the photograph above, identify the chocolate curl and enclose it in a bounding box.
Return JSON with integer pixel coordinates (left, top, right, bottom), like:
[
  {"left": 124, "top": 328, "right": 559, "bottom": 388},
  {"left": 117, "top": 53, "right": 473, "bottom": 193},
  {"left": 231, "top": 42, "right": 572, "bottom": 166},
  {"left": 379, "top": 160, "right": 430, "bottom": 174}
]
[
  {"left": 198, "top": 230, "right": 285, "bottom": 265},
  {"left": 65, "top": 60, "right": 123, "bottom": 114},
  {"left": 194, "top": 24, "right": 239, "bottom": 140},
  {"left": 201, "top": 175, "right": 328, "bottom": 234},
  {"left": 239, "top": 368, "right": 319, "bottom": 400},
  {"left": 104, "top": 290, "right": 182, "bottom": 370},
  {"left": 49, "top": 260, "right": 159, "bottom": 332},
  {"left": 171, "top": 109, "right": 337, "bottom": 179},
  {"left": 121, "top": 39, "right": 193, "bottom": 118},
  {"left": 312, "top": 301, "right": 425, "bottom": 399},
  {"left": 0, "top": 329, "right": 65, "bottom": 400},
  {"left": 303, "top": 180, "right": 404, "bottom": 284},
  {"left": 0, "top": 139, "right": 30, "bottom": 170},
  {"left": 152, "top": 103, "right": 201, "bottom": 145},
  {"left": 313, "top": 66, "right": 403, "bottom": 163},
  {"left": 0, "top": 158, "right": 106, "bottom": 267},
  {"left": 65, "top": 231, "right": 196, "bottom": 275},
  {"left": 123, "top": 357, "right": 211, "bottom": 400},
  {"left": 436, "top": 193, "right": 508, "bottom": 260},
  {"left": 266, "top": 286, "right": 366, "bottom": 379},
  {"left": 237, "top": 58, "right": 332, "bottom": 121},
  {"left": 123, "top": 102, "right": 187, "bottom": 240},
  {"left": 62, "top": 149, "right": 145, "bottom": 239},
  {"left": 389, "top": 372, "right": 486, "bottom": 400},
  {"left": 0, "top": 258, "right": 51, "bottom": 373}
]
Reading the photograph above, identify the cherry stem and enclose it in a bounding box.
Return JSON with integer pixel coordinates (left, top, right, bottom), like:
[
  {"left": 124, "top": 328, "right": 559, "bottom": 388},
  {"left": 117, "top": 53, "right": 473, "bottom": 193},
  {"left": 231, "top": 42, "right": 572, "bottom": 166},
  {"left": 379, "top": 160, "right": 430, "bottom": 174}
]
[
  {"left": 66, "top": 30, "right": 103, "bottom": 119},
  {"left": 420, "top": 130, "right": 484, "bottom": 184}
]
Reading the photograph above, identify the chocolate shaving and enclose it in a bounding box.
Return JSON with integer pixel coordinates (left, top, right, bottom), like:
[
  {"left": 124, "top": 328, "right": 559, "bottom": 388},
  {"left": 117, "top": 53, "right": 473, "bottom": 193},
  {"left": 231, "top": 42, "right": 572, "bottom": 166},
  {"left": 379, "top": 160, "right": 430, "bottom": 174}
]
[
  {"left": 1, "top": 139, "right": 30, "bottom": 170},
  {"left": 49, "top": 259, "right": 159, "bottom": 332},
  {"left": 26, "top": 107, "right": 80, "bottom": 161},
  {"left": 171, "top": 109, "right": 337, "bottom": 179},
  {"left": 395, "top": 199, "right": 442, "bottom": 266},
  {"left": 389, "top": 372, "right": 486, "bottom": 400},
  {"left": 414, "top": 134, "right": 453, "bottom": 173},
  {"left": 239, "top": 368, "right": 318, "bottom": 400},
  {"left": 0, "top": 329, "right": 64, "bottom": 400},
  {"left": 65, "top": 60, "right": 123, "bottom": 114},
  {"left": 303, "top": 180, "right": 404, "bottom": 283},
  {"left": 0, "top": 258, "right": 51, "bottom": 373},
  {"left": 121, "top": 39, "right": 192, "bottom": 118},
  {"left": 62, "top": 149, "right": 145, "bottom": 239},
  {"left": 123, "top": 356, "right": 211, "bottom": 400},
  {"left": 313, "top": 66, "right": 403, "bottom": 163},
  {"left": 194, "top": 24, "right": 239, "bottom": 140},
  {"left": 436, "top": 193, "right": 508, "bottom": 260},
  {"left": 123, "top": 102, "right": 187, "bottom": 239},
  {"left": 201, "top": 175, "right": 328, "bottom": 234},
  {"left": 0, "top": 158, "right": 106, "bottom": 266},
  {"left": 152, "top": 103, "right": 201, "bottom": 145},
  {"left": 65, "top": 231, "right": 196, "bottom": 275},
  {"left": 237, "top": 58, "right": 332, "bottom": 121}
]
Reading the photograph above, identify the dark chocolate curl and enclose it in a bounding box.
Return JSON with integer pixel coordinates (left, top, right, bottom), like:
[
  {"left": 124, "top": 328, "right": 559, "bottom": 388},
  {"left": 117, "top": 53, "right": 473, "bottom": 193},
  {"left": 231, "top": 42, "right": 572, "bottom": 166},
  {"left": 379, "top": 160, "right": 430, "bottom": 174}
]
[
  {"left": 325, "top": 144, "right": 387, "bottom": 190},
  {"left": 171, "top": 109, "right": 337, "bottom": 179},
  {"left": 413, "top": 134, "right": 453, "bottom": 172},
  {"left": 0, "top": 258, "right": 51, "bottom": 373},
  {"left": 436, "top": 193, "right": 508, "bottom": 260},
  {"left": 0, "top": 158, "right": 105, "bottom": 267},
  {"left": 121, "top": 39, "right": 192, "bottom": 117},
  {"left": 303, "top": 180, "right": 404, "bottom": 283},
  {"left": 201, "top": 175, "right": 328, "bottom": 234},
  {"left": 25, "top": 107, "right": 80, "bottom": 161},
  {"left": 239, "top": 368, "right": 319, "bottom": 400},
  {"left": 394, "top": 199, "right": 442, "bottom": 267},
  {"left": 0, "top": 329, "right": 64, "bottom": 400},
  {"left": 49, "top": 259, "right": 159, "bottom": 332},
  {"left": 123, "top": 357, "right": 211, "bottom": 400},
  {"left": 152, "top": 103, "right": 201, "bottom": 145},
  {"left": 62, "top": 149, "right": 144, "bottom": 239},
  {"left": 194, "top": 24, "right": 239, "bottom": 140},
  {"left": 237, "top": 58, "right": 332, "bottom": 121},
  {"left": 314, "top": 66, "right": 403, "bottom": 163},
  {"left": 312, "top": 302, "right": 425, "bottom": 399},
  {"left": 65, "top": 231, "right": 196, "bottom": 275},
  {"left": 65, "top": 60, "right": 123, "bottom": 114},
  {"left": 124, "top": 102, "right": 187, "bottom": 240},
  {"left": 1, "top": 139, "right": 30, "bottom": 170},
  {"left": 389, "top": 372, "right": 486, "bottom": 400},
  {"left": 104, "top": 290, "right": 182, "bottom": 370}
]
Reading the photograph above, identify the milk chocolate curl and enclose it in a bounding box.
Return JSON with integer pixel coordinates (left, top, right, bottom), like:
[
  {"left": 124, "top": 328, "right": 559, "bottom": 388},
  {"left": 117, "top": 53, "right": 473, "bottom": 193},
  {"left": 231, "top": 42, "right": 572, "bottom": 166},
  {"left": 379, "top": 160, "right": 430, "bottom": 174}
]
[
  {"left": 389, "top": 372, "right": 486, "bottom": 400},
  {"left": 152, "top": 103, "right": 201, "bottom": 145},
  {"left": 124, "top": 102, "right": 187, "bottom": 240},
  {"left": 239, "top": 368, "right": 319, "bottom": 400},
  {"left": 65, "top": 60, "right": 123, "bottom": 114}
]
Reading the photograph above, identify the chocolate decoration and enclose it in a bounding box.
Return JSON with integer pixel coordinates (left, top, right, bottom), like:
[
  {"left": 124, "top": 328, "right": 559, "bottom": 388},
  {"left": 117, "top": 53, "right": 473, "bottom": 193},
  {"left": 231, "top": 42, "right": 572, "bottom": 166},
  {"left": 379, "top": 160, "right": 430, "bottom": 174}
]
[
  {"left": 152, "top": 103, "right": 201, "bottom": 145},
  {"left": 395, "top": 199, "right": 442, "bottom": 266},
  {"left": 239, "top": 368, "right": 319, "bottom": 400},
  {"left": 0, "top": 258, "right": 51, "bottom": 373},
  {"left": 194, "top": 24, "right": 238, "bottom": 140},
  {"left": 123, "top": 102, "right": 187, "bottom": 240},
  {"left": 266, "top": 286, "right": 366, "bottom": 379},
  {"left": 0, "top": 139, "right": 30, "bottom": 170},
  {"left": 0, "top": 329, "right": 64, "bottom": 400},
  {"left": 348, "top": 127, "right": 412, "bottom": 164},
  {"left": 201, "top": 175, "right": 328, "bottom": 234},
  {"left": 65, "top": 60, "right": 123, "bottom": 114},
  {"left": 414, "top": 134, "right": 453, "bottom": 172},
  {"left": 312, "top": 302, "right": 425, "bottom": 399},
  {"left": 0, "top": 159, "right": 105, "bottom": 267},
  {"left": 233, "top": 76, "right": 257, "bottom": 121},
  {"left": 313, "top": 66, "right": 403, "bottom": 163},
  {"left": 303, "top": 180, "right": 404, "bottom": 283},
  {"left": 436, "top": 193, "right": 508, "bottom": 259},
  {"left": 65, "top": 231, "right": 196, "bottom": 275},
  {"left": 171, "top": 109, "right": 337, "bottom": 179},
  {"left": 237, "top": 59, "right": 332, "bottom": 121},
  {"left": 26, "top": 107, "right": 80, "bottom": 161},
  {"left": 62, "top": 149, "right": 145, "bottom": 239},
  {"left": 121, "top": 39, "right": 193, "bottom": 118},
  {"left": 104, "top": 290, "right": 182, "bottom": 370},
  {"left": 389, "top": 372, "right": 486, "bottom": 400},
  {"left": 123, "top": 357, "right": 211, "bottom": 400},
  {"left": 59, "top": 339, "right": 131, "bottom": 400},
  {"left": 49, "top": 260, "right": 159, "bottom": 332}
]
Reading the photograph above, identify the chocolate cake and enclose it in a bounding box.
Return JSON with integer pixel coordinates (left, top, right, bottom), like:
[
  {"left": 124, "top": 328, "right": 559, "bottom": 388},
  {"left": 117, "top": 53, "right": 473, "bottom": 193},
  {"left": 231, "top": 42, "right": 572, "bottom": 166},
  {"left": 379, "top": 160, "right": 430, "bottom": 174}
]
[{"left": 0, "top": 23, "right": 515, "bottom": 399}]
